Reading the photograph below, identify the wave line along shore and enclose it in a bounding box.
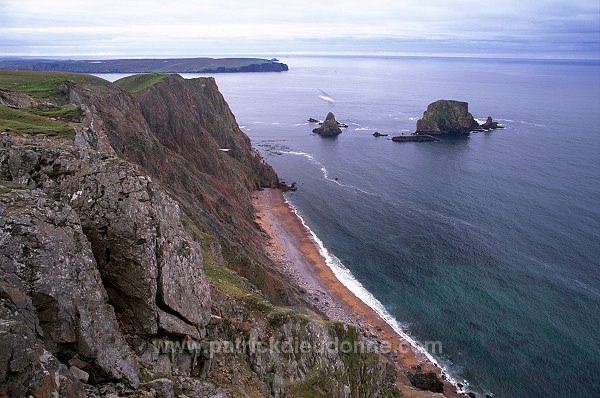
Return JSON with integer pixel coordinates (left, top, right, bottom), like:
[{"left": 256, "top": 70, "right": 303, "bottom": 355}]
[{"left": 252, "top": 188, "right": 467, "bottom": 397}]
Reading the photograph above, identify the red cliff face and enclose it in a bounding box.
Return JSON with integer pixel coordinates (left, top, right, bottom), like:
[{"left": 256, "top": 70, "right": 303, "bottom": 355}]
[
  {"left": 69, "top": 77, "right": 275, "bottom": 244},
  {"left": 67, "top": 75, "right": 296, "bottom": 305}
]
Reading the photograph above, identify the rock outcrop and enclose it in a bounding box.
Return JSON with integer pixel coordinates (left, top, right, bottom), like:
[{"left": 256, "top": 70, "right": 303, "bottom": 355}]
[
  {"left": 406, "top": 369, "right": 444, "bottom": 393},
  {"left": 373, "top": 132, "right": 389, "bottom": 137},
  {"left": 480, "top": 116, "right": 503, "bottom": 130},
  {"left": 1, "top": 137, "right": 212, "bottom": 338},
  {"left": 0, "top": 181, "right": 139, "bottom": 396},
  {"left": 415, "top": 99, "right": 479, "bottom": 134},
  {"left": 313, "top": 112, "right": 342, "bottom": 136}
]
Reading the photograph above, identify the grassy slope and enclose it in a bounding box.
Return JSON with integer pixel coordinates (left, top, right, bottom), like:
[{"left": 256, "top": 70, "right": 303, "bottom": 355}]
[
  {"left": 0, "top": 70, "right": 112, "bottom": 99},
  {"left": 114, "top": 73, "right": 168, "bottom": 93},
  {"left": 0, "top": 71, "right": 101, "bottom": 137},
  {"left": 0, "top": 105, "right": 80, "bottom": 137}
]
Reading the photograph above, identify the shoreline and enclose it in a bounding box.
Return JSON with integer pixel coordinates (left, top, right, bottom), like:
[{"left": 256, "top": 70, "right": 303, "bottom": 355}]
[{"left": 252, "top": 188, "right": 462, "bottom": 398}]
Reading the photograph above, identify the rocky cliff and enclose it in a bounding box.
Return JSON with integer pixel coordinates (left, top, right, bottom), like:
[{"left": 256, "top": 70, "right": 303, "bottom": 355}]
[{"left": 0, "top": 72, "right": 400, "bottom": 398}]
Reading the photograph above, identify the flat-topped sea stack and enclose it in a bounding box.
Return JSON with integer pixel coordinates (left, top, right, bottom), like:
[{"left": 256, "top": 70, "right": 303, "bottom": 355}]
[
  {"left": 312, "top": 112, "right": 342, "bottom": 136},
  {"left": 415, "top": 99, "right": 479, "bottom": 134}
]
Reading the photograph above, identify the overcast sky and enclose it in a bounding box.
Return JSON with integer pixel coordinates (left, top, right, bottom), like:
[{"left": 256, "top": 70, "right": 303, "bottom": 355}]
[{"left": 1, "top": 0, "right": 598, "bottom": 59}]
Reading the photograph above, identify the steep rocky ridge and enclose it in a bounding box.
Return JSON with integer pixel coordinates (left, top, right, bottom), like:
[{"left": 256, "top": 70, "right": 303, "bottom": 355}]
[
  {"left": 65, "top": 74, "right": 301, "bottom": 307},
  {"left": 0, "top": 73, "right": 402, "bottom": 397}
]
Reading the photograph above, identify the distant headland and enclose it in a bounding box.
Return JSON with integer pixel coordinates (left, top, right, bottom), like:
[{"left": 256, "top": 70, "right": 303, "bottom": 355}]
[{"left": 0, "top": 57, "right": 289, "bottom": 73}]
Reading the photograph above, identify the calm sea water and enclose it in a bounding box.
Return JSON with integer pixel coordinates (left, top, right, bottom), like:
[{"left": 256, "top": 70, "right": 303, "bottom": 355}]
[{"left": 105, "top": 56, "right": 600, "bottom": 397}]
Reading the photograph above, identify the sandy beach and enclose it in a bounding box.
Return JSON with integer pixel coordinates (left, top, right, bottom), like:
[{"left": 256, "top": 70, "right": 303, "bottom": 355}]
[{"left": 252, "top": 188, "right": 462, "bottom": 398}]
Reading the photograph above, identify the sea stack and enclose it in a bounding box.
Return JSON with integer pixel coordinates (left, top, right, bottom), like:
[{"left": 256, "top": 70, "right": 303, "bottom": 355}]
[
  {"left": 480, "top": 116, "right": 503, "bottom": 130},
  {"left": 415, "top": 100, "right": 479, "bottom": 134},
  {"left": 312, "top": 112, "right": 342, "bottom": 136}
]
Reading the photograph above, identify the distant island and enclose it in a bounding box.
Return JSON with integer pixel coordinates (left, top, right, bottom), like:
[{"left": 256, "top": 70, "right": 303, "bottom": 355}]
[{"left": 0, "top": 57, "right": 289, "bottom": 73}]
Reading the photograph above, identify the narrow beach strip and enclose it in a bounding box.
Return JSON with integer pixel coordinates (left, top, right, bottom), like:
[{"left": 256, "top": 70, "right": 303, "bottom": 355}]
[{"left": 253, "top": 188, "right": 462, "bottom": 398}]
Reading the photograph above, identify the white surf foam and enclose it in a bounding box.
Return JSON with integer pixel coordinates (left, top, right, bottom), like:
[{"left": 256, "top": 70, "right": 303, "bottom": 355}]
[
  {"left": 495, "top": 118, "right": 545, "bottom": 127},
  {"left": 281, "top": 151, "right": 376, "bottom": 196},
  {"left": 284, "top": 197, "right": 472, "bottom": 395}
]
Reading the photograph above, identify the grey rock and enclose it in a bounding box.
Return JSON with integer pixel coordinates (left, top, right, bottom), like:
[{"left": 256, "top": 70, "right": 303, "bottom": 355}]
[
  {"left": 158, "top": 311, "right": 201, "bottom": 339},
  {"left": 1, "top": 136, "right": 211, "bottom": 338},
  {"left": 0, "top": 183, "right": 140, "bottom": 388},
  {"left": 70, "top": 366, "right": 90, "bottom": 382},
  {"left": 144, "top": 378, "right": 174, "bottom": 398}
]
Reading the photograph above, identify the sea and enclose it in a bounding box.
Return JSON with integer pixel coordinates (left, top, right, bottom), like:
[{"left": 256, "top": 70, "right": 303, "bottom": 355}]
[{"left": 98, "top": 56, "right": 600, "bottom": 397}]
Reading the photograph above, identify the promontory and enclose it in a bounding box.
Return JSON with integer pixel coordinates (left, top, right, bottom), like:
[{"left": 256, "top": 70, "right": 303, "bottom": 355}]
[{"left": 0, "top": 57, "right": 289, "bottom": 73}]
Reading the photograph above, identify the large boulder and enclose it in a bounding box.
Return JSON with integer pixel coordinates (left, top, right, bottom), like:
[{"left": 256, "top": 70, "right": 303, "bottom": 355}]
[
  {"left": 415, "top": 100, "right": 479, "bottom": 134},
  {"left": 406, "top": 369, "right": 444, "bottom": 393},
  {"left": 313, "top": 112, "right": 342, "bottom": 136}
]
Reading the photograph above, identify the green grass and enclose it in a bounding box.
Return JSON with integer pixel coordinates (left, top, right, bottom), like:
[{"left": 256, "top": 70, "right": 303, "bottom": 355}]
[
  {"left": 0, "top": 70, "right": 112, "bottom": 100},
  {"left": 0, "top": 105, "right": 76, "bottom": 137},
  {"left": 30, "top": 105, "right": 83, "bottom": 122},
  {"left": 114, "top": 73, "right": 168, "bottom": 93}
]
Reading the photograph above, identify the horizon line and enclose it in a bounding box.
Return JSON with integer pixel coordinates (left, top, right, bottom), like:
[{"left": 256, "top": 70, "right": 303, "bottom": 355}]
[{"left": 1, "top": 52, "right": 599, "bottom": 62}]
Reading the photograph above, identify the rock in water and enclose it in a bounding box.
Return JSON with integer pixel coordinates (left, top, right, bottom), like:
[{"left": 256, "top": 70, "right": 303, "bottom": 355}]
[
  {"left": 312, "top": 112, "right": 342, "bottom": 136},
  {"left": 392, "top": 134, "right": 438, "bottom": 142},
  {"left": 480, "top": 116, "right": 503, "bottom": 129},
  {"left": 415, "top": 99, "right": 479, "bottom": 134}
]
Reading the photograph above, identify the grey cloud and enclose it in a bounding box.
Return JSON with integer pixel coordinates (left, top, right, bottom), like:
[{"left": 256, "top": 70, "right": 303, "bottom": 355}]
[{"left": 0, "top": 0, "right": 598, "bottom": 58}]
